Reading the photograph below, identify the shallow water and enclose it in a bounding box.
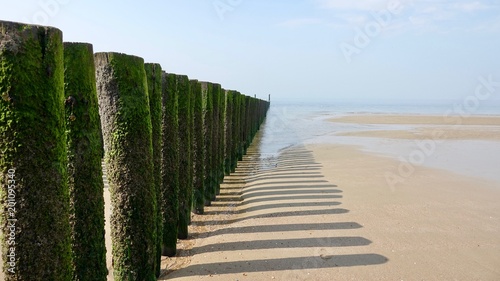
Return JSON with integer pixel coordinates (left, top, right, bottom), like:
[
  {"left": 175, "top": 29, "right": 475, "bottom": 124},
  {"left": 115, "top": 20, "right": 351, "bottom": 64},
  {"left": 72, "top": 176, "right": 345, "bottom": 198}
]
[{"left": 257, "top": 102, "right": 500, "bottom": 184}]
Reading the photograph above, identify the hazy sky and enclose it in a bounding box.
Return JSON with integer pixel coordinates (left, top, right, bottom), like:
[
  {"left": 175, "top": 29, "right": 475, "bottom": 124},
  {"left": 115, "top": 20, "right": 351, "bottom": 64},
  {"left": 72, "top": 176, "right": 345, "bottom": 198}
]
[{"left": 1, "top": 0, "right": 500, "bottom": 104}]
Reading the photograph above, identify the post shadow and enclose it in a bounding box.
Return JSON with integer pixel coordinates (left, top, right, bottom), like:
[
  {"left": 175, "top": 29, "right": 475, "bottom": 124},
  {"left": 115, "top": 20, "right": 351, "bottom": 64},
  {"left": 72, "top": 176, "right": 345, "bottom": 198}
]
[
  {"left": 169, "top": 136, "right": 389, "bottom": 279},
  {"left": 242, "top": 185, "right": 342, "bottom": 198},
  {"left": 164, "top": 255, "right": 388, "bottom": 278},
  {"left": 202, "top": 201, "right": 342, "bottom": 216},
  {"left": 193, "top": 236, "right": 372, "bottom": 255},
  {"left": 244, "top": 179, "right": 330, "bottom": 189},
  {"left": 199, "top": 208, "right": 349, "bottom": 226},
  {"left": 204, "top": 222, "right": 363, "bottom": 237}
]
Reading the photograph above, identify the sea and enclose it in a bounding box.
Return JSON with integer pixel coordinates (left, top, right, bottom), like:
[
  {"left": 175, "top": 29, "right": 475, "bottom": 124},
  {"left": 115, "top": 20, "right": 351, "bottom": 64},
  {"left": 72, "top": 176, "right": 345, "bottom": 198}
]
[{"left": 255, "top": 101, "right": 500, "bottom": 184}]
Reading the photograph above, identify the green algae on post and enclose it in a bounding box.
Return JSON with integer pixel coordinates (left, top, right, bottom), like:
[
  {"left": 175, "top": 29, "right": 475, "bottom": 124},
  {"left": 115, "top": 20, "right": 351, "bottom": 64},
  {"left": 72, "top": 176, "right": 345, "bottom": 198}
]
[
  {"left": 176, "top": 74, "right": 193, "bottom": 240},
  {"left": 232, "top": 91, "right": 242, "bottom": 172},
  {"left": 144, "top": 63, "right": 162, "bottom": 277},
  {"left": 64, "top": 42, "right": 107, "bottom": 281},
  {"left": 95, "top": 52, "right": 156, "bottom": 281},
  {"left": 216, "top": 84, "right": 226, "bottom": 190},
  {"left": 188, "top": 77, "right": 195, "bottom": 224},
  {"left": 191, "top": 80, "right": 205, "bottom": 214},
  {"left": 0, "top": 20, "right": 72, "bottom": 281},
  {"left": 211, "top": 84, "right": 221, "bottom": 196},
  {"left": 224, "top": 90, "right": 234, "bottom": 175},
  {"left": 160, "top": 72, "right": 179, "bottom": 257},
  {"left": 211, "top": 83, "right": 223, "bottom": 195},
  {"left": 201, "top": 82, "right": 215, "bottom": 205}
]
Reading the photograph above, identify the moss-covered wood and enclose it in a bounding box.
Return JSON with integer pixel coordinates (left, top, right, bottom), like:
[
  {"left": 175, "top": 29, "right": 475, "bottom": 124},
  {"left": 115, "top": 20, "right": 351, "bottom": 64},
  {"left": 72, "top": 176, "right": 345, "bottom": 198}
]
[
  {"left": 237, "top": 93, "right": 245, "bottom": 161},
  {"left": 231, "top": 91, "right": 242, "bottom": 172},
  {"left": 209, "top": 84, "right": 222, "bottom": 199},
  {"left": 144, "top": 63, "right": 162, "bottom": 277},
  {"left": 243, "top": 96, "right": 251, "bottom": 154},
  {"left": 188, "top": 79, "right": 195, "bottom": 224},
  {"left": 160, "top": 72, "right": 179, "bottom": 257},
  {"left": 231, "top": 91, "right": 239, "bottom": 172},
  {"left": 215, "top": 84, "right": 226, "bottom": 190},
  {"left": 64, "top": 42, "right": 107, "bottom": 281},
  {"left": 95, "top": 52, "right": 155, "bottom": 281},
  {"left": 210, "top": 84, "right": 225, "bottom": 195},
  {"left": 176, "top": 74, "right": 192, "bottom": 239},
  {"left": 224, "top": 90, "right": 233, "bottom": 175},
  {"left": 210, "top": 84, "right": 221, "bottom": 196},
  {"left": 246, "top": 97, "right": 254, "bottom": 147},
  {"left": 0, "top": 21, "right": 72, "bottom": 281},
  {"left": 201, "top": 82, "right": 214, "bottom": 205},
  {"left": 191, "top": 80, "right": 205, "bottom": 214}
]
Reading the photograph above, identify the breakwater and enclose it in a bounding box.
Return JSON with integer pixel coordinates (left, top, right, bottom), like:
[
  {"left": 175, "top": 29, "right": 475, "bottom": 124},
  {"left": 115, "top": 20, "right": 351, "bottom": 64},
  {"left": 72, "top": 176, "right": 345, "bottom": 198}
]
[{"left": 0, "top": 20, "right": 269, "bottom": 281}]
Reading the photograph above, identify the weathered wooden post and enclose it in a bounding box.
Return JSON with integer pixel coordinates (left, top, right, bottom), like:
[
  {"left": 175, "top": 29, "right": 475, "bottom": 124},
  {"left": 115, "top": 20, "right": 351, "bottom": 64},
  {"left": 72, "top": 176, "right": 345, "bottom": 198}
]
[
  {"left": 237, "top": 93, "right": 245, "bottom": 161},
  {"left": 176, "top": 74, "right": 192, "bottom": 239},
  {"left": 95, "top": 52, "right": 156, "bottom": 281},
  {"left": 64, "top": 42, "right": 107, "bottom": 281},
  {"left": 201, "top": 82, "right": 214, "bottom": 205},
  {"left": 231, "top": 91, "right": 242, "bottom": 172},
  {"left": 160, "top": 72, "right": 179, "bottom": 257},
  {"left": 144, "top": 63, "right": 162, "bottom": 277},
  {"left": 0, "top": 20, "right": 72, "bottom": 281},
  {"left": 242, "top": 95, "right": 250, "bottom": 154},
  {"left": 214, "top": 84, "right": 226, "bottom": 193},
  {"left": 224, "top": 90, "right": 233, "bottom": 175},
  {"left": 211, "top": 84, "right": 221, "bottom": 195},
  {"left": 191, "top": 80, "right": 205, "bottom": 214}
]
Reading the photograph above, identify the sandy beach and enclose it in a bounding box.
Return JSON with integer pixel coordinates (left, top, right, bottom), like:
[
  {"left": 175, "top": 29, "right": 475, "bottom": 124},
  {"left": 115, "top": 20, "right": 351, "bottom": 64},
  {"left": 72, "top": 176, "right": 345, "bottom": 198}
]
[
  {"left": 3, "top": 113, "right": 500, "bottom": 280},
  {"left": 331, "top": 114, "right": 500, "bottom": 141},
  {"left": 162, "top": 114, "right": 500, "bottom": 280},
  {"left": 3, "top": 1, "right": 500, "bottom": 280}
]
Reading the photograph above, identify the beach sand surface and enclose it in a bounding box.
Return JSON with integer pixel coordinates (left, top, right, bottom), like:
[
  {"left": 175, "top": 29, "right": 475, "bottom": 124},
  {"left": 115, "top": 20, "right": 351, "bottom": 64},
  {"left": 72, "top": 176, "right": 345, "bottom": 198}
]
[
  {"left": 2, "top": 114, "right": 500, "bottom": 280},
  {"left": 330, "top": 115, "right": 500, "bottom": 141},
  {"left": 163, "top": 114, "right": 500, "bottom": 280},
  {"left": 330, "top": 114, "right": 500, "bottom": 126}
]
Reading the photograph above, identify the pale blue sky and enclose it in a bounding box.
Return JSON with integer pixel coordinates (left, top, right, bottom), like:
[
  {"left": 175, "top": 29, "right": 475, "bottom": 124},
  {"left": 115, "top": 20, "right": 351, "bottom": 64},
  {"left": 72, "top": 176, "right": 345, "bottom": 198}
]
[{"left": 1, "top": 0, "right": 500, "bottom": 104}]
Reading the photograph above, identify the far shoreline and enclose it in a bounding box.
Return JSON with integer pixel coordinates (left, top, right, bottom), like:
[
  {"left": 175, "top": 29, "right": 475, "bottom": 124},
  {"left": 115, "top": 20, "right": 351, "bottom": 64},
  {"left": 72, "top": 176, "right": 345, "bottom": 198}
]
[{"left": 329, "top": 114, "right": 500, "bottom": 126}]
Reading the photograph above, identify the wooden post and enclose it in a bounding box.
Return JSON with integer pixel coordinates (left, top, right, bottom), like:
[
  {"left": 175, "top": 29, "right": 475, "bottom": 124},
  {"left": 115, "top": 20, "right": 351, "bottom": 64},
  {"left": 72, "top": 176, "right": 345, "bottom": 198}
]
[
  {"left": 160, "top": 72, "right": 179, "bottom": 257},
  {"left": 144, "top": 63, "right": 162, "bottom": 277},
  {"left": 176, "top": 74, "right": 192, "bottom": 240},
  {"left": 64, "top": 42, "right": 107, "bottom": 281},
  {"left": 0, "top": 20, "right": 72, "bottom": 281},
  {"left": 95, "top": 52, "right": 155, "bottom": 281}
]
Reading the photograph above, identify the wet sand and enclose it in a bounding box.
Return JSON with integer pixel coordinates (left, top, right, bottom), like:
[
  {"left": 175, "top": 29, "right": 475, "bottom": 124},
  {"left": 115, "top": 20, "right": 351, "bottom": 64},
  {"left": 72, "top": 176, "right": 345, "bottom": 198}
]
[
  {"left": 331, "top": 115, "right": 500, "bottom": 141},
  {"left": 330, "top": 114, "right": 500, "bottom": 126}
]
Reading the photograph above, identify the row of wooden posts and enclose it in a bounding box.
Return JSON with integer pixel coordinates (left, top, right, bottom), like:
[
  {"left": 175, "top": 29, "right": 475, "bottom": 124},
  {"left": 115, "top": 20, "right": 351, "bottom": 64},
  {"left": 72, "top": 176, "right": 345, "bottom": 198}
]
[{"left": 0, "top": 21, "right": 270, "bottom": 281}]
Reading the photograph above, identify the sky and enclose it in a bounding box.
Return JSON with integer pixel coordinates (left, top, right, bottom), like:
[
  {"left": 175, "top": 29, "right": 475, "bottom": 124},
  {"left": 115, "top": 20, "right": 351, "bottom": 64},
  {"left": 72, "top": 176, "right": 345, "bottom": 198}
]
[{"left": 1, "top": 0, "right": 500, "bottom": 105}]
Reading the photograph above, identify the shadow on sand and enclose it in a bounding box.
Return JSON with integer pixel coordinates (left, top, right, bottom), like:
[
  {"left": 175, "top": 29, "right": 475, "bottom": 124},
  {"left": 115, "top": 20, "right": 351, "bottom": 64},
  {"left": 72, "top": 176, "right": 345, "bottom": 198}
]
[{"left": 162, "top": 138, "right": 388, "bottom": 279}]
